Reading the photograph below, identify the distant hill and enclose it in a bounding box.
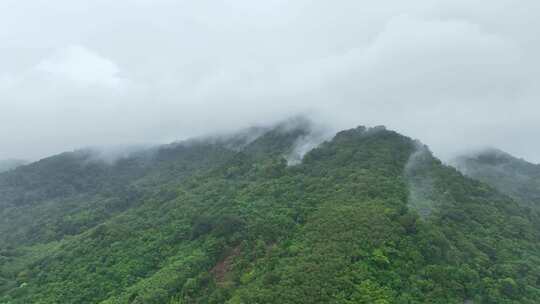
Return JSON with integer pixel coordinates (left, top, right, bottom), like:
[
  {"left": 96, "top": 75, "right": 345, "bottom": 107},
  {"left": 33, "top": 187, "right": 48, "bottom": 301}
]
[
  {"left": 452, "top": 148, "right": 540, "bottom": 209},
  {"left": 1, "top": 121, "right": 540, "bottom": 303},
  {"left": 0, "top": 159, "right": 27, "bottom": 173}
]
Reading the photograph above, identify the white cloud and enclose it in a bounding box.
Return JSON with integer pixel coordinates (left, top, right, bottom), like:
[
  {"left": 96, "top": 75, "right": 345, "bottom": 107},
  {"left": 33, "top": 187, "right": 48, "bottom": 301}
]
[
  {"left": 35, "top": 45, "right": 124, "bottom": 88},
  {"left": 0, "top": 0, "right": 538, "bottom": 163}
]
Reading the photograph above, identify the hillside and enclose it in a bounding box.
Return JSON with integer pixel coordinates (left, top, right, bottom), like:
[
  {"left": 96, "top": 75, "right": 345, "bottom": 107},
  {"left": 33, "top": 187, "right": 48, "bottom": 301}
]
[
  {"left": 1, "top": 123, "right": 540, "bottom": 304},
  {"left": 452, "top": 148, "right": 540, "bottom": 209}
]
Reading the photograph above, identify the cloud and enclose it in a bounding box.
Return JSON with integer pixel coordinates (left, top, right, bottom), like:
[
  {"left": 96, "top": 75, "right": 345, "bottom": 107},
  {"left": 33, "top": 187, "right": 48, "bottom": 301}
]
[
  {"left": 0, "top": 0, "right": 539, "bottom": 163},
  {"left": 35, "top": 45, "right": 124, "bottom": 88}
]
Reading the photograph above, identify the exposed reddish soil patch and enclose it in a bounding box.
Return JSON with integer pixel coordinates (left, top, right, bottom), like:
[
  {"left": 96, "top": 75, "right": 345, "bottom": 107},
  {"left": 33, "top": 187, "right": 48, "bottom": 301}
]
[{"left": 210, "top": 246, "right": 241, "bottom": 285}]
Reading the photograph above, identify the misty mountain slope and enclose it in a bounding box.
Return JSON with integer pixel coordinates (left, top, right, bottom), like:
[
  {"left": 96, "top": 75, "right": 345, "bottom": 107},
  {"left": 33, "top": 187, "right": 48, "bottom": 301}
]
[
  {"left": 453, "top": 148, "right": 540, "bottom": 209},
  {"left": 229, "top": 137, "right": 540, "bottom": 304},
  {"left": 1, "top": 125, "right": 540, "bottom": 304},
  {"left": 0, "top": 141, "right": 242, "bottom": 300},
  {"left": 0, "top": 141, "right": 238, "bottom": 258},
  {"left": 0, "top": 160, "right": 27, "bottom": 173}
]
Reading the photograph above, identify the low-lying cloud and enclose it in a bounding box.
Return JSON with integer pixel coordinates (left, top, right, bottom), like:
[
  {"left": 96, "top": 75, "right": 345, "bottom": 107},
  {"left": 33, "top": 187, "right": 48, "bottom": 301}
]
[{"left": 1, "top": 0, "right": 539, "bottom": 162}]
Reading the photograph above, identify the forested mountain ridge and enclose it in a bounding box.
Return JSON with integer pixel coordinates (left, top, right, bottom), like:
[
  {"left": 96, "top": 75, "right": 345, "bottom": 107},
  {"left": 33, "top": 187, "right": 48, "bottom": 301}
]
[
  {"left": 452, "top": 148, "right": 540, "bottom": 209},
  {"left": 1, "top": 122, "right": 540, "bottom": 303},
  {"left": 0, "top": 141, "right": 237, "bottom": 248}
]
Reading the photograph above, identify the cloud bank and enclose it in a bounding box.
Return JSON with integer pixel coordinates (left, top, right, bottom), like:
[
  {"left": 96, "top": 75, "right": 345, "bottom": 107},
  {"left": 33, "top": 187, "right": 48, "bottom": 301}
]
[{"left": 1, "top": 0, "right": 539, "bottom": 162}]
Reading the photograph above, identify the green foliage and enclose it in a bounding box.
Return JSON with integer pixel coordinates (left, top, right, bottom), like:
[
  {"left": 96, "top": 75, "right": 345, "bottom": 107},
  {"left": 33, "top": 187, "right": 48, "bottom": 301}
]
[{"left": 1, "top": 124, "right": 540, "bottom": 303}]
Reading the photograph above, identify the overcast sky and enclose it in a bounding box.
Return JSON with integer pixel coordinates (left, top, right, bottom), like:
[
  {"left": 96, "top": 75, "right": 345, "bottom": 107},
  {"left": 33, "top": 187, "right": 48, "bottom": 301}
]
[{"left": 1, "top": 0, "right": 539, "bottom": 162}]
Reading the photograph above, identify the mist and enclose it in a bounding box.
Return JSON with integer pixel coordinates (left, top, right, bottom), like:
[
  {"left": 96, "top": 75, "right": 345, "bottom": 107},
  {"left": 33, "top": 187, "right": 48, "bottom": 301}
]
[{"left": 1, "top": 0, "right": 539, "bottom": 162}]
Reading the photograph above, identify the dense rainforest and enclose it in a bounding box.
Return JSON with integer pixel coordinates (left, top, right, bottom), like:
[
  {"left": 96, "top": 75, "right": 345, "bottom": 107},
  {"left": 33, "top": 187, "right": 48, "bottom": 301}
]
[{"left": 1, "top": 121, "right": 540, "bottom": 304}]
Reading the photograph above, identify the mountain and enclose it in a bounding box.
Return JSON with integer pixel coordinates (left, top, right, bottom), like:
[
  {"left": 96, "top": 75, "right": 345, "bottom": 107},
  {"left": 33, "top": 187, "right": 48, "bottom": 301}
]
[
  {"left": 452, "top": 148, "right": 540, "bottom": 209},
  {"left": 1, "top": 122, "right": 540, "bottom": 304},
  {"left": 0, "top": 159, "right": 27, "bottom": 173}
]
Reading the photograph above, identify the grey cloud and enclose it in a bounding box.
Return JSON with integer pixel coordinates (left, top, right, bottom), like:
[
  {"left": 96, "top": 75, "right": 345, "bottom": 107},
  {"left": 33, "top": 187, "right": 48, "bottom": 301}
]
[{"left": 0, "top": 0, "right": 539, "bottom": 162}]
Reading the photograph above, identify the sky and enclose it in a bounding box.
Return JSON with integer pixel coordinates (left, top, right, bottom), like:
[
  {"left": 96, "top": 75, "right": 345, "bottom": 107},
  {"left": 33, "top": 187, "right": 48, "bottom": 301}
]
[{"left": 1, "top": 0, "right": 539, "bottom": 162}]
